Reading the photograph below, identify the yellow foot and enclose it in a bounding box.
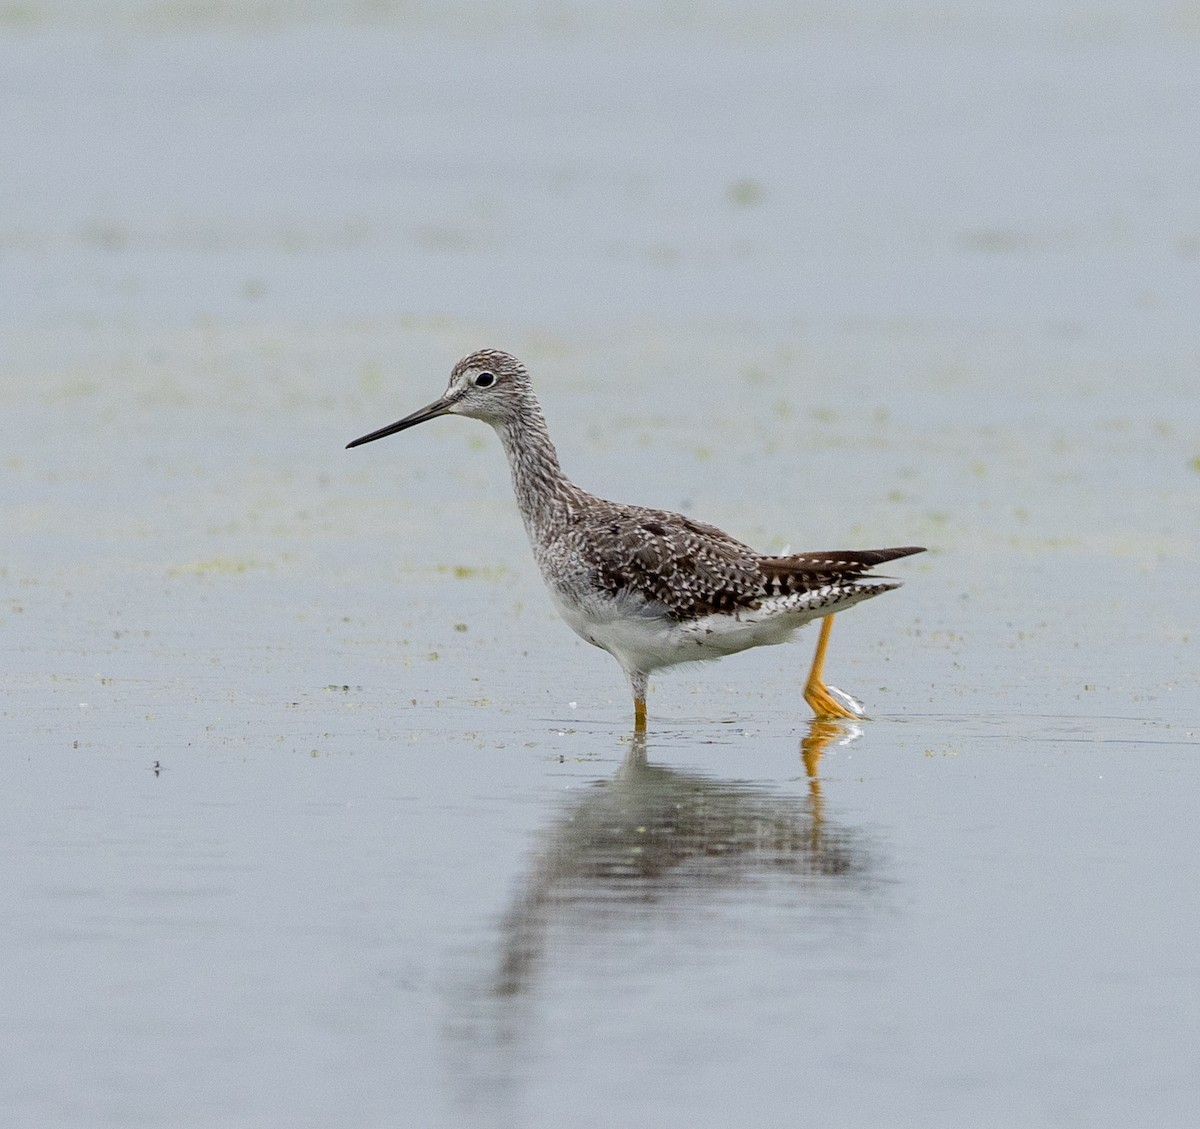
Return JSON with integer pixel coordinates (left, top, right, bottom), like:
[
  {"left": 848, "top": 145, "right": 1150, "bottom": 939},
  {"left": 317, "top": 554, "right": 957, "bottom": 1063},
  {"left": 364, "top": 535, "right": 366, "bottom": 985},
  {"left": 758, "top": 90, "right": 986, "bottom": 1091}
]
[
  {"left": 802, "top": 614, "right": 867, "bottom": 720},
  {"left": 803, "top": 679, "right": 866, "bottom": 720}
]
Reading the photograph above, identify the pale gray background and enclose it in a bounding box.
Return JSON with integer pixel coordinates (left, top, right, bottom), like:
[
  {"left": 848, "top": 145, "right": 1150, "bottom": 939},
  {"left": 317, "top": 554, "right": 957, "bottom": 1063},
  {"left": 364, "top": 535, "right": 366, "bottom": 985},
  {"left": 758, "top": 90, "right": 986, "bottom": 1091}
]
[{"left": 2, "top": 3, "right": 1198, "bottom": 1126}]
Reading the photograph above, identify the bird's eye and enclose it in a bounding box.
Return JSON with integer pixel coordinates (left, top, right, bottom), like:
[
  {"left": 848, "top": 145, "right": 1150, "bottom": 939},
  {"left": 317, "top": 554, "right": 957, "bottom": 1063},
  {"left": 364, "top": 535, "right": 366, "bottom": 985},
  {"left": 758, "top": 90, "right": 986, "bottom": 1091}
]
[{"left": 475, "top": 371, "right": 495, "bottom": 388}]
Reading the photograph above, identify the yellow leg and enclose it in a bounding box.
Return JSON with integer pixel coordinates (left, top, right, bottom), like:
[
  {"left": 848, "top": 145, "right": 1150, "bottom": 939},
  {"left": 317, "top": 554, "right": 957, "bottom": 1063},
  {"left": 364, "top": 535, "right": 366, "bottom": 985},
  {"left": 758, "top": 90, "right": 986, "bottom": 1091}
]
[
  {"left": 803, "top": 615, "right": 865, "bottom": 720},
  {"left": 628, "top": 669, "right": 648, "bottom": 733}
]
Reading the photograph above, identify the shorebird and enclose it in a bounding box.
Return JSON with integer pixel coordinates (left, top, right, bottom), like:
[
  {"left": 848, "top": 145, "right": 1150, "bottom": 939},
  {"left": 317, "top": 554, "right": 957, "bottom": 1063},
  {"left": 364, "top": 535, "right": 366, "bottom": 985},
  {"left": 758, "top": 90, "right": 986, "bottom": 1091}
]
[{"left": 347, "top": 349, "right": 924, "bottom": 730}]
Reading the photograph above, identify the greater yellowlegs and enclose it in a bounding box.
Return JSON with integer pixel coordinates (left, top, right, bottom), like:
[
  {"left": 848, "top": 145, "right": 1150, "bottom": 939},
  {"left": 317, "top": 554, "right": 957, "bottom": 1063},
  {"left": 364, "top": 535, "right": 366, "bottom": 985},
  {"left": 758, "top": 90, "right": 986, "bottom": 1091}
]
[{"left": 347, "top": 349, "right": 924, "bottom": 730}]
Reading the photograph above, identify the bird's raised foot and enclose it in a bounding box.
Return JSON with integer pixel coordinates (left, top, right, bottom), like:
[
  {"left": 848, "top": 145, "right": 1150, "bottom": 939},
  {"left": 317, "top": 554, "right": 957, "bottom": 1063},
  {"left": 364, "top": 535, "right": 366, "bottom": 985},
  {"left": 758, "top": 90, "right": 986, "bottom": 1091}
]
[{"left": 803, "top": 679, "right": 866, "bottom": 721}]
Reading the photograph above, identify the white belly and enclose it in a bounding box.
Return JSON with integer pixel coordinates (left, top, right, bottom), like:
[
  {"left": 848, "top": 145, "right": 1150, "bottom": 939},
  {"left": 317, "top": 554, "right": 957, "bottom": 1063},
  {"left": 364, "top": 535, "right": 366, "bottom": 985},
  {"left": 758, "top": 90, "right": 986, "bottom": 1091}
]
[{"left": 548, "top": 587, "right": 824, "bottom": 675}]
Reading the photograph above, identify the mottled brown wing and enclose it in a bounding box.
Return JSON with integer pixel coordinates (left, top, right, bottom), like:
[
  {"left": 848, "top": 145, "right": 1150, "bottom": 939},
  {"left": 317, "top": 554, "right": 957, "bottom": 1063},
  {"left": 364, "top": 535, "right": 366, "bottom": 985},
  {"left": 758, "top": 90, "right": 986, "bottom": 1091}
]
[
  {"left": 581, "top": 504, "right": 925, "bottom": 617},
  {"left": 578, "top": 504, "right": 769, "bottom": 617}
]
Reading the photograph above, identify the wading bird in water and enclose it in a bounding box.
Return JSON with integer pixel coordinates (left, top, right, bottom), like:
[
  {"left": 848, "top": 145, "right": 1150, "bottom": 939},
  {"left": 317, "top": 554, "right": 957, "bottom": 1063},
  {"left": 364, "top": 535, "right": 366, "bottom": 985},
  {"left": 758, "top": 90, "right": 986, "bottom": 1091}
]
[{"left": 348, "top": 350, "right": 924, "bottom": 732}]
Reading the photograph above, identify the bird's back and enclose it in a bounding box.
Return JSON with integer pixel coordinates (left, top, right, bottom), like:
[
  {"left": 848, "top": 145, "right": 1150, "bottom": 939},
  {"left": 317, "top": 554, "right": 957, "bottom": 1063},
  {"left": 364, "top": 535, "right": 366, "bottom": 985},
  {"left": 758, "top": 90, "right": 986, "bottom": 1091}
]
[{"left": 542, "top": 491, "right": 924, "bottom": 622}]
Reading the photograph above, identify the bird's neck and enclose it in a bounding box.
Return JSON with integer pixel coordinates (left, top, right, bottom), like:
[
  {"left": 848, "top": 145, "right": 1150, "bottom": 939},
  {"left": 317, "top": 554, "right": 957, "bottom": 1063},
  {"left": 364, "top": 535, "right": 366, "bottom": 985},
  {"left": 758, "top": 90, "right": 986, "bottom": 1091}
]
[{"left": 493, "top": 402, "right": 579, "bottom": 539}]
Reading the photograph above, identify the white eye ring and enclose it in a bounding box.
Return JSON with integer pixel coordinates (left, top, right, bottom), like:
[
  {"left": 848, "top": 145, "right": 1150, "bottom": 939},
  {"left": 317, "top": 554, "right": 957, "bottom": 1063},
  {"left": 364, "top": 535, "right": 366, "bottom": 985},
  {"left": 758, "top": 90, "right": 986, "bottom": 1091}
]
[{"left": 475, "top": 371, "right": 495, "bottom": 388}]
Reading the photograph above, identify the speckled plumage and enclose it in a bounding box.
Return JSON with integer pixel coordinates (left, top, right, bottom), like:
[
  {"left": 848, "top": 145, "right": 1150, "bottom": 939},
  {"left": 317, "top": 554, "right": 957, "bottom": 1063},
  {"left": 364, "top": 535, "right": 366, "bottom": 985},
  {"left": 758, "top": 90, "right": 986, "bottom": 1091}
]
[{"left": 348, "top": 349, "right": 925, "bottom": 725}]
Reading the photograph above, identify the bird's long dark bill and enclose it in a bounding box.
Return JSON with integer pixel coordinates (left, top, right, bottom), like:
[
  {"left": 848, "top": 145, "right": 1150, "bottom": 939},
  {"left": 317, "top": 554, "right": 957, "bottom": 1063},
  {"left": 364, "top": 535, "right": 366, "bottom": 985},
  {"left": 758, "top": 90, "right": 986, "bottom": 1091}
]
[{"left": 345, "top": 395, "right": 455, "bottom": 449}]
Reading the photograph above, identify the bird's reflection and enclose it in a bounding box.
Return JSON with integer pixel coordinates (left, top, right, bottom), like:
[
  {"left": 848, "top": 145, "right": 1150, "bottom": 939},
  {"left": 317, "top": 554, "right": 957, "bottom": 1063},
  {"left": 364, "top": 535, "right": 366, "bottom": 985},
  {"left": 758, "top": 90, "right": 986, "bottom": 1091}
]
[{"left": 495, "top": 717, "right": 869, "bottom": 997}]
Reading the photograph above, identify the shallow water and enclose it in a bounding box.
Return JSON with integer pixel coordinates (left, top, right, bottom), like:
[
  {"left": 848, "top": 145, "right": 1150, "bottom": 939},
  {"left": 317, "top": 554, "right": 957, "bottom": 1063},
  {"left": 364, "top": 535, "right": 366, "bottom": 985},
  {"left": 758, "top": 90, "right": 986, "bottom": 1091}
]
[{"left": 3, "top": 4, "right": 1199, "bottom": 1126}]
